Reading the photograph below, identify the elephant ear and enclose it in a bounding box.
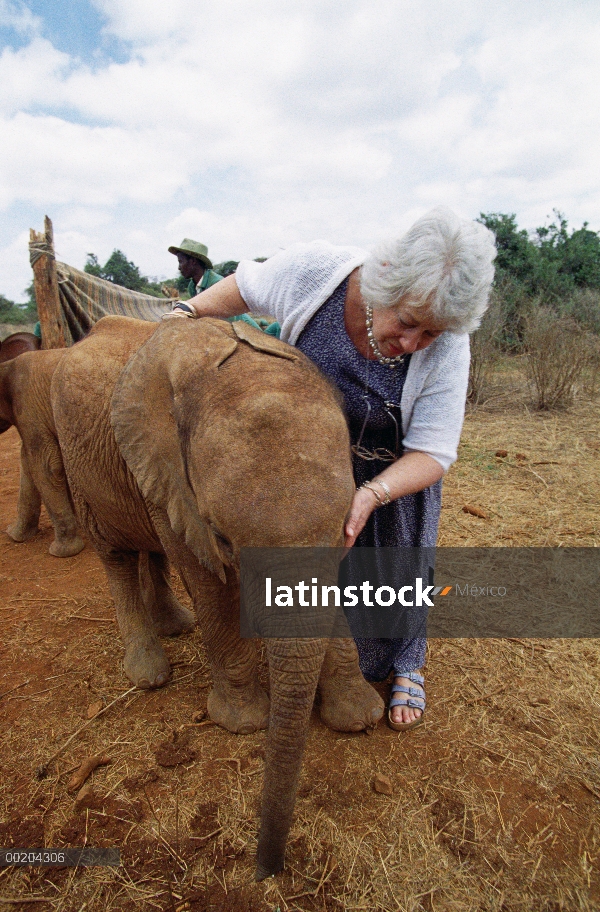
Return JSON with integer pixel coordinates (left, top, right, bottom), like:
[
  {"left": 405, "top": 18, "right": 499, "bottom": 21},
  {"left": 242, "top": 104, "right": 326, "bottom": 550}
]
[
  {"left": 232, "top": 320, "right": 299, "bottom": 361},
  {"left": 110, "top": 319, "right": 238, "bottom": 582}
]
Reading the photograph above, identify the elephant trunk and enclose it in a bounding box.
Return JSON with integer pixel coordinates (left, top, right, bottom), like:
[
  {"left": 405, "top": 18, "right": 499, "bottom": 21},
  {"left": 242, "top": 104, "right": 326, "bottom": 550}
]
[{"left": 255, "top": 637, "right": 327, "bottom": 880}]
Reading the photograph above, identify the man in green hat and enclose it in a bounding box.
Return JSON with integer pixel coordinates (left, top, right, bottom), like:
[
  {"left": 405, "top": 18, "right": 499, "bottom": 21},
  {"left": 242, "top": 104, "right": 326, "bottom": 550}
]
[{"left": 168, "top": 238, "right": 223, "bottom": 299}]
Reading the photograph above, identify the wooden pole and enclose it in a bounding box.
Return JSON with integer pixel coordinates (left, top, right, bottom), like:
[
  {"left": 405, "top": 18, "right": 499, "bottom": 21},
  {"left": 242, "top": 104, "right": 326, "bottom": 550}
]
[{"left": 29, "top": 216, "right": 67, "bottom": 349}]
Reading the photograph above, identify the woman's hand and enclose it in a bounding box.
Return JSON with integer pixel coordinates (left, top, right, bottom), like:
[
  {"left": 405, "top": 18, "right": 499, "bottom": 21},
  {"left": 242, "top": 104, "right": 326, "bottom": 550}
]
[
  {"left": 344, "top": 486, "right": 377, "bottom": 548},
  {"left": 344, "top": 452, "right": 445, "bottom": 549},
  {"left": 162, "top": 275, "right": 249, "bottom": 322},
  {"left": 161, "top": 310, "right": 192, "bottom": 321}
]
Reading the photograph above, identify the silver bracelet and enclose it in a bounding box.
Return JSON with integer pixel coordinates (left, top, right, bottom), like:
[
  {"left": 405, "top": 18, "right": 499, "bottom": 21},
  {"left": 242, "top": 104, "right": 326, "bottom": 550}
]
[
  {"left": 372, "top": 479, "right": 392, "bottom": 505},
  {"left": 360, "top": 482, "right": 385, "bottom": 507},
  {"left": 171, "top": 302, "right": 198, "bottom": 318}
]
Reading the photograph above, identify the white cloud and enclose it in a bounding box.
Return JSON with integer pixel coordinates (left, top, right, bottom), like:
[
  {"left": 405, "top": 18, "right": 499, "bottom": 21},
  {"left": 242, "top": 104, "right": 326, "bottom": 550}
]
[
  {"left": 1, "top": 0, "right": 599, "bottom": 299},
  {"left": 0, "top": 38, "right": 71, "bottom": 115},
  {"left": 0, "top": 230, "right": 32, "bottom": 301},
  {"left": 0, "top": 113, "right": 191, "bottom": 209},
  {"left": 0, "top": 0, "right": 39, "bottom": 35}
]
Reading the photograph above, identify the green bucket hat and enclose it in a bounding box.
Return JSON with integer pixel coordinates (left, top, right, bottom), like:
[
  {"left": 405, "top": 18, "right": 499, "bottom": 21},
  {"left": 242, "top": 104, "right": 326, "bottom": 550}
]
[{"left": 168, "top": 238, "right": 213, "bottom": 269}]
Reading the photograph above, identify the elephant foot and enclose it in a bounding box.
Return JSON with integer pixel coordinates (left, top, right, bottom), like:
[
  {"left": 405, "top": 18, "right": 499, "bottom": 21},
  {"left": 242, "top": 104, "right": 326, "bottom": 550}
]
[
  {"left": 6, "top": 520, "right": 38, "bottom": 543},
  {"left": 207, "top": 683, "right": 270, "bottom": 734},
  {"left": 123, "top": 637, "right": 171, "bottom": 689},
  {"left": 319, "top": 675, "right": 384, "bottom": 732},
  {"left": 49, "top": 535, "right": 85, "bottom": 558},
  {"left": 152, "top": 601, "right": 196, "bottom": 638}
]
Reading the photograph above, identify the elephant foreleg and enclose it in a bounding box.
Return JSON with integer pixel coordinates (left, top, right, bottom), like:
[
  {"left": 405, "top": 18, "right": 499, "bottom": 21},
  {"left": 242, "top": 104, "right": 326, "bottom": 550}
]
[
  {"left": 317, "top": 638, "right": 384, "bottom": 731},
  {"left": 6, "top": 448, "right": 41, "bottom": 543},
  {"left": 27, "top": 442, "right": 84, "bottom": 557},
  {"left": 102, "top": 549, "right": 170, "bottom": 689},
  {"left": 256, "top": 637, "right": 328, "bottom": 880},
  {"left": 183, "top": 560, "right": 269, "bottom": 734},
  {"left": 202, "top": 567, "right": 270, "bottom": 734},
  {"left": 138, "top": 552, "right": 196, "bottom": 637},
  {"left": 146, "top": 503, "right": 269, "bottom": 733}
]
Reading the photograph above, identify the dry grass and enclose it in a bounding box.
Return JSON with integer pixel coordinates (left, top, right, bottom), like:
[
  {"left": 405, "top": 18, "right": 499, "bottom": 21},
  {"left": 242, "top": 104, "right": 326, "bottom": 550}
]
[
  {"left": 523, "top": 310, "right": 598, "bottom": 411},
  {"left": 0, "top": 355, "right": 599, "bottom": 911}
]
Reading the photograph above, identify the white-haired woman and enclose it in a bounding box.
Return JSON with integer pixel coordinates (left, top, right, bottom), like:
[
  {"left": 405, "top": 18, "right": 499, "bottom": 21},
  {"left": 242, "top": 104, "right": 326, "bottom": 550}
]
[{"left": 165, "top": 207, "right": 496, "bottom": 730}]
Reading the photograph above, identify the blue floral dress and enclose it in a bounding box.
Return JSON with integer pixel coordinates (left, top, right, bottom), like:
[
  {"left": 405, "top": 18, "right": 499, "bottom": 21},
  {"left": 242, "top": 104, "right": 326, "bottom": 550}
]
[{"left": 296, "top": 279, "right": 442, "bottom": 681}]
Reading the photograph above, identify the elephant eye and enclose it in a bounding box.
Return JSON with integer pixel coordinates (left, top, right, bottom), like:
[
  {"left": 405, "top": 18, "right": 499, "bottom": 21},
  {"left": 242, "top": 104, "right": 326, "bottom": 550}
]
[{"left": 211, "top": 526, "right": 234, "bottom": 561}]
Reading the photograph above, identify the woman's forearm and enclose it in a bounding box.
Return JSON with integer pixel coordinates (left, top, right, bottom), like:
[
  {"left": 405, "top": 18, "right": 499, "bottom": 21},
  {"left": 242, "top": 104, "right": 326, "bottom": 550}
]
[
  {"left": 186, "top": 275, "right": 249, "bottom": 318},
  {"left": 371, "top": 451, "right": 444, "bottom": 501},
  {"left": 345, "top": 451, "right": 444, "bottom": 547}
]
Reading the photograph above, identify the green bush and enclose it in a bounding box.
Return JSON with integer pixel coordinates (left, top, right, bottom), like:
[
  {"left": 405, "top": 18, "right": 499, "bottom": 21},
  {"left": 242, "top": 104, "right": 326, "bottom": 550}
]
[
  {"left": 478, "top": 211, "right": 600, "bottom": 349},
  {"left": 560, "top": 288, "right": 600, "bottom": 335}
]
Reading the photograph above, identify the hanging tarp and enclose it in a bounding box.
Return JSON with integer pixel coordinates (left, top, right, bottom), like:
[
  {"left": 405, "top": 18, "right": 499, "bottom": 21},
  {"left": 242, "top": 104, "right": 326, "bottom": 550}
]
[
  {"left": 52, "top": 262, "right": 171, "bottom": 346},
  {"left": 29, "top": 219, "right": 174, "bottom": 348}
]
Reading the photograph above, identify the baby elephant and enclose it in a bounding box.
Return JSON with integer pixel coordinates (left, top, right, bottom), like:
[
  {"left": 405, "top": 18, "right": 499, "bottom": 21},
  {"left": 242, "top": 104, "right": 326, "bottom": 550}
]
[
  {"left": 0, "top": 348, "right": 84, "bottom": 557},
  {"left": 51, "top": 315, "right": 384, "bottom": 879}
]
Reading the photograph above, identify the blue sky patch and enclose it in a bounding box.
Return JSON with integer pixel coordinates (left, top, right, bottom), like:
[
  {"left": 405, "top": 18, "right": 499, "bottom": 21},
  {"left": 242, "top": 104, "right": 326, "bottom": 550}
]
[{"left": 1, "top": 0, "right": 130, "bottom": 64}]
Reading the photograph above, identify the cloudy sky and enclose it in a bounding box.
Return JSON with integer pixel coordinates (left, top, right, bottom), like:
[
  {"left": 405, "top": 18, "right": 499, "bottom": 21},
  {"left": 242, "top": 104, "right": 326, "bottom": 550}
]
[{"left": 0, "top": 0, "right": 598, "bottom": 300}]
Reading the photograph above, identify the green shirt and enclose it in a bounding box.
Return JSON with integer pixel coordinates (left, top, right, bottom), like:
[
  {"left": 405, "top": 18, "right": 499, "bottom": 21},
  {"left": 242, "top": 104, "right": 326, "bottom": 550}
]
[{"left": 187, "top": 269, "right": 223, "bottom": 297}]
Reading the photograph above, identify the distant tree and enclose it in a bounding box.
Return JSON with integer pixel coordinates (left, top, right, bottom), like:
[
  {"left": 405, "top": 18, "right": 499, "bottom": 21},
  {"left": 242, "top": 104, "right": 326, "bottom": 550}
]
[
  {"left": 213, "top": 260, "right": 239, "bottom": 277},
  {"left": 85, "top": 250, "right": 160, "bottom": 296},
  {"left": 84, "top": 253, "right": 103, "bottom": 278},
  {"left": 21, "top": 282, "right": 38, "bottom": 321},
  {"left": 23, "top": 281, "right": 37, "bottom": 309},
  {"left": 100, "top": 249, "right": 145, "bottom": 291},
  {"left": 175, "top": 274, "right": 190, "bottom": 295},
  {"left": 0, "top": 289, "right": 38, "bottom": 324},
  {"left": 0, "top": 294, "right": 14, "bottom": 317},
  {"left": 478, "top": 213, "right": 537, "bottom": 290},
  {"left": 478, "top": 210, "right": 600, "bottom": 346},
  {"left": 564, "top": 225, "right": 600, "bottom": 288},
  {"left": 535, "top": 212, "right": 600, "bottom": 292}
]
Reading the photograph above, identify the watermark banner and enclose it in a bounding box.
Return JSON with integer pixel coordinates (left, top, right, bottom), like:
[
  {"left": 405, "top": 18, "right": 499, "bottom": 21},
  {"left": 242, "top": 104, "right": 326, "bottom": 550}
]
[
  {"left": 0, "top": 848, "right": 120, "bottom": 867},
  {"left": 240, "top": 547, "right": 600, "bottom": 638}
]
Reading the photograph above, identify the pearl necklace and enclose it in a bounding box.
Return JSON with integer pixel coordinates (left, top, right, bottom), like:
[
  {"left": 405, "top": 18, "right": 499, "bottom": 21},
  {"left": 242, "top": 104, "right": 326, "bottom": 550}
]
[{"left": 365, "top": 304, "right": 405, "bottom": 367}]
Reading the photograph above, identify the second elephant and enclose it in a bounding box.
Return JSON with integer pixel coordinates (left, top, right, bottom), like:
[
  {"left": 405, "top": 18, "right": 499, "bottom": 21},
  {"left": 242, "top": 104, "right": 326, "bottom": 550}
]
[{"left": 0, "top": 348, "right": 84, "bottom": 556}]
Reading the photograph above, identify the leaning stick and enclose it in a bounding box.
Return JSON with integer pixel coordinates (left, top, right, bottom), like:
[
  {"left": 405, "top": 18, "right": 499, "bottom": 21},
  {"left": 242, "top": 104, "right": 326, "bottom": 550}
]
[{"left": 0, "top": 680, "right": 31, "bottom": 701}]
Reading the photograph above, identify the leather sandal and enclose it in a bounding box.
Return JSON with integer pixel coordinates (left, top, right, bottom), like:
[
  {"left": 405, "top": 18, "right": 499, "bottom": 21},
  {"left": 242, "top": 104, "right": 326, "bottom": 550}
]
[{"left": 388, "top": 671, "right": 426, "bottom": 732}]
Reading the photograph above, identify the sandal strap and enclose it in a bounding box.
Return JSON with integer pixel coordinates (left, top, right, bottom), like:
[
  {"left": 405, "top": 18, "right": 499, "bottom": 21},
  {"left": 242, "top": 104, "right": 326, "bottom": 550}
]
[
  {"left": 391, "top": 684, "right": 424, "bottom": 699},
  {"left": 390, "top": 672, "right": 426, "bottom": 713},
  {"left": 397, "top": 671, "right": 424, "bottom": 686},
  {"left": 389, "top": 696, "right": 425, "bottom": 710}
]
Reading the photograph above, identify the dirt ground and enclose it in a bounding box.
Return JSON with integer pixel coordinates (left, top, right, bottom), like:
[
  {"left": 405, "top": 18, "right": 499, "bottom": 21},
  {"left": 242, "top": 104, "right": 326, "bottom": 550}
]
[{"left": 0, "top": 376, "right": 599, "bottom": 911}]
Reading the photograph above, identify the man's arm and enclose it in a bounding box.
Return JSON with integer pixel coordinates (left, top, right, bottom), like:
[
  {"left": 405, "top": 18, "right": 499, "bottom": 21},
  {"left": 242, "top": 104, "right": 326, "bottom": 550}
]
[{"left": 164, "top": 274, "right": 249, "bottom": 320}]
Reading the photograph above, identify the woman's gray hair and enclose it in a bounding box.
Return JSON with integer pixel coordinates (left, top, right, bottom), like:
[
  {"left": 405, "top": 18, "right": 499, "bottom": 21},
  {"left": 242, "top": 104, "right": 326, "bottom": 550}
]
[{"left": 360, "top": 207, "right": 497, "bottom": 333}]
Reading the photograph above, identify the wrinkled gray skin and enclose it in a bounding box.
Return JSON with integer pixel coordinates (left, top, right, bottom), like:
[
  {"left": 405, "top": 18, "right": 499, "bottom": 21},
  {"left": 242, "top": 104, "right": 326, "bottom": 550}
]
[
  {"left": 51, "top": 315, "right": 384, "bottom": 879},
  {"left": 0, "top": 349, "right": 84, "bottom": 557},
  {"left": 0, "top": 349, "right": 177, "bottom": 608}
]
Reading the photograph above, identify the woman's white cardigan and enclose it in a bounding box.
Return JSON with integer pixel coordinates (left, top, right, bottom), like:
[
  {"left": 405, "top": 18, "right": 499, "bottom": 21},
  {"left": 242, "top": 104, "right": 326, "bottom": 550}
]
[{"left": 236, "top": 241, "right": 470, "bottom": 473}]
